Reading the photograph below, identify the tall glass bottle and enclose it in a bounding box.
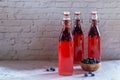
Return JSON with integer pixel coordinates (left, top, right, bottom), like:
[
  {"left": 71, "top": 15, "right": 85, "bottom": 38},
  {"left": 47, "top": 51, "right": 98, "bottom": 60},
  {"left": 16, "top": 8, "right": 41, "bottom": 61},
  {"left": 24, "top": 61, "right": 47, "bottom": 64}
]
[
  {"left": 58, "top": 12, "right": 74, "bottom": 75},
  {"left": 88, "top": 11, "right": 101, "bottom": 61},
  {"left": 72, "top": 12, "right": 84, "bottom": 64}
]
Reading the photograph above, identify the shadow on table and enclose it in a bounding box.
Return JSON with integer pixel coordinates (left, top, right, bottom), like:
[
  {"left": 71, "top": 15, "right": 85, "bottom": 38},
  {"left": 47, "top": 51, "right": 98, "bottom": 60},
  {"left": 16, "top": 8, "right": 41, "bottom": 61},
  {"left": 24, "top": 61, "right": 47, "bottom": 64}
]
[
  {"left": 74, "top": 68, "right": 86, "bottom": 75},
  {"left": 40, "top": 67, "right": 86, "bottom": 79},
  {"left": 0, "top": 60, "right": 58, "bottom": 70}
]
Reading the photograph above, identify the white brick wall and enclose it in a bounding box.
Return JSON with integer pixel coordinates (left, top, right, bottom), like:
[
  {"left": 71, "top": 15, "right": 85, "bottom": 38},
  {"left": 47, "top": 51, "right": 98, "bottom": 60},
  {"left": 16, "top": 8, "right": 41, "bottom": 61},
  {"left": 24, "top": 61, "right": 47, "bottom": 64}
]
[{"left": 0, "top": 0, "right": 120, "bottom": 60}]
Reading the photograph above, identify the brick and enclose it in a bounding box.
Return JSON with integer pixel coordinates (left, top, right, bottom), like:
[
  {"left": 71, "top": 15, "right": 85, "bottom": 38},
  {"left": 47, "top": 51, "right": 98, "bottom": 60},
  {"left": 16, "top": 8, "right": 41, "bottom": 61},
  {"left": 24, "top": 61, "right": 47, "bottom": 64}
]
[
  {"left": 13, "top": 43, "right": 28, "bottom": 50},
  {"left": 72, "top": 2, "right": 87, "bottom": 8},
  {"left": 100, "top": 14, "right": 120, "bottom": 20},
  {"left": 5, "top": 26, "right": 22, "bottom": 33},
  {"left": 37, "top": 26, "right": 45, "bottom": 32},
  {"left": 30, "top": 26, "right": 38, "bottom": 33},
  {"left": 0, "top": 14, "right": 8, "bottom": 20},
  {"left": 9, "top": 38, "right": 16, "bottom": 45},
  {"left": 19, "top": 32, "right": 38, "bottom": 38},
  {"left": 7, "top": 13, "right": 16, "bottom": 20},
  {"left": 42, "top": 13, "right": 60, "bottom": 20},
  {"left": 0, "top": 33, "right": 4, "bottom": 40},
  {"left": 28, "top": 38, "right": 44, "bottom": 50},
  {"left": 0, "top": 20, "right": 21, "bottom": 26},
  {"left": 21, "top": 26, "right": 31, "bottom": 33},
  {"left": 45, "top": 26, "right": 61, "bottom": 31},
  {"left": 34, "top": 20, "right": 48, "bottom": 26},
  {"left": 43, "top": 31, "right": 59, "bottom": 38},
  {"left": 15, "top": 14, "right": 39, "bottom": 20},
  {"left": 4, "top": 33, "right": 19, "bottom": 39},
  {"left": 105, "top": 20, "right": 120, "bottom": 26},
  {"left": 15, "top": 2, "right": 25, "bottom": 8},
  {"left": 42, "top": 38, "right": 57, "bottom": 51},
  {"left": 98, "top": 8, "right": 120, "bottom": 14},
  {"left": 0, "top": 39, "right": 13, "bottom": 50},
  {"left": 24, "top": 2, "right": 40, "bottom": 8},
  {"left": 0, "top": 26, "right": 6, "bottom": 32},
  {"left": 87, "top": 2, "right": 103, "bottom": 8},
  {"left": 17, "top": 50, "right": 44, "bottom": 60},
  {"left": 103, "top": 2, "right": 118, "bottom": 8},
  {"left": 56, "top": 2, "right": 72, "bottom": 8},
  {"left": 0, "top": 50, "right": 17, "bottom": 60}
]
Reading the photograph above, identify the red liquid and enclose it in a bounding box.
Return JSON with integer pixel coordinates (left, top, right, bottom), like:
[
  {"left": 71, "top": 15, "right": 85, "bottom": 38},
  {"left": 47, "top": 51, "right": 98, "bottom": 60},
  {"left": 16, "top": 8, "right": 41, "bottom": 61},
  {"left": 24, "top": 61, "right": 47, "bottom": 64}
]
[
  {"left": 88, "top": 36, "right": 100, "bottom": 60},
  {"left": 73, "top": 34, "right": 84, "bottom": 63},
  {"left": 58, "top": 40, "right": 74, "bottom": 75},
  {"left": 88, "top": 20, "right": 101, "bottom": 61},
  {"left": 72, "top": 19, "right": 84, "bottom": 64}
]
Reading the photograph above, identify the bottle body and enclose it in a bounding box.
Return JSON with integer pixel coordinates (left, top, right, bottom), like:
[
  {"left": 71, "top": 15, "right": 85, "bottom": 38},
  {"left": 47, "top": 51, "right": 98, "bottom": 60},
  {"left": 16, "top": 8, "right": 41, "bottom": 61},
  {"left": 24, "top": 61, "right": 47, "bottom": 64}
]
[
  {"left": 58, "top": 12, "right": 74, "bottom": 75},
  {"left": 58, "top": 28, "right": 74, "bottom": 75},
  {"left": 88, "top": 35, "right": 100, "bottom": 61},
  {"left": 73, "top": 12, "right": 84, "bottom": 64},
  {"left": 73, "top": 33, "right": 84, "bottom": 63},
  {"left": 73, "top": 25, "right": 84, "bottom": 63}
]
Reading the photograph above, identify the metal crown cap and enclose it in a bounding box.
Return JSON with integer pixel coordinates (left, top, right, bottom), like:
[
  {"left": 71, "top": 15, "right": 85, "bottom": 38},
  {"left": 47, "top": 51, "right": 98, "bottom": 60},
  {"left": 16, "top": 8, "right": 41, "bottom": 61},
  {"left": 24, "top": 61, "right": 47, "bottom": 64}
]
[
  {"left": 91, "top": 11, "right": 97, "bottom": 15},
  {"left": 91, "top": 11, "right": 98, "bottom": 20},
  {"left": 64, "top": 11, "right": 70, "bottom": 16},
  {"left": 63, "top": 11, "right": 70, "bottom": 20}
]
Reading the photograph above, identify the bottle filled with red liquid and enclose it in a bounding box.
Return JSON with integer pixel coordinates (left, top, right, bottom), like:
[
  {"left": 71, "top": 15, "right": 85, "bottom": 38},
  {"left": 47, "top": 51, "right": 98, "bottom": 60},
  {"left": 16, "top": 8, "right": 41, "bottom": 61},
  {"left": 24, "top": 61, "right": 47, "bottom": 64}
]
[
  {"left": 58, "top": 12, "right": 74, "bottom": 75},
  {"left": 88, "top": 11, "right": 101, "bottom": 61},
  {"left": 72, "top": 12, "right": 84, "bottom": 64}
]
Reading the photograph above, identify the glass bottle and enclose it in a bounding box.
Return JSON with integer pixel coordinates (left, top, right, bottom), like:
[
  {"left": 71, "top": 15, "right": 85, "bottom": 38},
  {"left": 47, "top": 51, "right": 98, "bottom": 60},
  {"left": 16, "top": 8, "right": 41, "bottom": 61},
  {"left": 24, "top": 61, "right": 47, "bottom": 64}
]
[
  {"left": 88, "top": 11, "right": 101, "bottom": 61},
  {"left": 72, "top": 12, "right": 84, "bottom": 64},
  {"left": 58, "top": 12, "right": 74, "bottom": 75}
]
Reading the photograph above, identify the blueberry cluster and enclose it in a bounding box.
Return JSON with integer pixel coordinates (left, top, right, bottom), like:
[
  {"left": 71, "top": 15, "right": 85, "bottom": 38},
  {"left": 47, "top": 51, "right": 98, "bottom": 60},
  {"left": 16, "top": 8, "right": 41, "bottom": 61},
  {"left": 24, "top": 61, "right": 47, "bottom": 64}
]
[
  {"left": 81, "top": 58, "right": 100, "bottom": 64},
  {"left": 46, "top": 67, "right": 55, "bottom": 72},
  {"left": 84, "top": 71, "right": 95, "bottom": 77}
]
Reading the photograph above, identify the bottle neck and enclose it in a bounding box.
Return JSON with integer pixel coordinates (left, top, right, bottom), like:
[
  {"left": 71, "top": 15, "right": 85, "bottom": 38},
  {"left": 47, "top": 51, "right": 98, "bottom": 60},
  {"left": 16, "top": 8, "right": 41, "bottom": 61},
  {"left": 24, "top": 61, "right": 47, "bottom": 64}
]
[
  {"left": 75, "top": 19, "right": 81, "bottom": 27},
  {"left": 91, "top": 20, "right": 97, "bottom": 26},
  {"left": 63, "top": 20, "right": 70, "bottom": 28}
]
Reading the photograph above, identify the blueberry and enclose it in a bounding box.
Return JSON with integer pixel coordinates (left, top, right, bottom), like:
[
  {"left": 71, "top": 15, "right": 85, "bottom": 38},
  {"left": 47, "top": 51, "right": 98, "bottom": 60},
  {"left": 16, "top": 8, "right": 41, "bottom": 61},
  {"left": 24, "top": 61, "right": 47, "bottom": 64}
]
[
  {"left": 91, "top": 73, "right": 95, "bottom": 77},
  {"left": 89, "top": 59, "right": 93, "bottom": 63},
  {"left": 88, "top": 71, "right": 92, "bottom": 74},
  {"left": 84, "top": 73, "right": 88, "bottom": 77},
  {"left": 82, "top": 60, "right": 86, "bottom": 63},
  {"left": 46, "top": 69, "right": 49, "bottom": 71},
  {"left": 50, "top": 67, "right": 53, "bottom": 71},
  {"left": 52, "top": 68, "right": 55, "bottom": 71},
  {"left": 88, "top": 58, "right": 91, "bottom": 60},
  {"left": 50, "top": 67, "right": 55, "bottom": 71},
  {"left": 93, "top": 58, "right": 96, "bottom": 61},
  {"left": 81, "top": 60, "right": 84, "bottom": 63},
  {"left": 89, "top": 58, "right": 93, "bottom": 60},
  {"left": 86, "top": 59, "right": 89, "bottom": 64}
]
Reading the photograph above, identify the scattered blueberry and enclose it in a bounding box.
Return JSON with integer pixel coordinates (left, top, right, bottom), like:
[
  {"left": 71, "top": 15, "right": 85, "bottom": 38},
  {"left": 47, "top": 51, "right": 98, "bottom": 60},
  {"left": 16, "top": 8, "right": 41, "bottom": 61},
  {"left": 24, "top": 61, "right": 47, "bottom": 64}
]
[
  {"left": 84, "top": 73, "right": 88, "bottom": 77},
  {"left": 52, "top": 68, "right": 55, "bottom": 71},
  {"left": 91, "top": 73, "right": 95, "bottom": 77},
  {"left": 88, "top": 71, "right": 92, "bottom": 74},
  {"left": 46, "top": 67, "right": 55, "bottom": 72},
  {"left": 84, "top": 72, "right": 95, "bottom": 77},
  {"left": 50, "top": 67, "right": 53, "bottom": 71},
  {"left": 46, "top": 69, "right": 49, "bottom": 71}
]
